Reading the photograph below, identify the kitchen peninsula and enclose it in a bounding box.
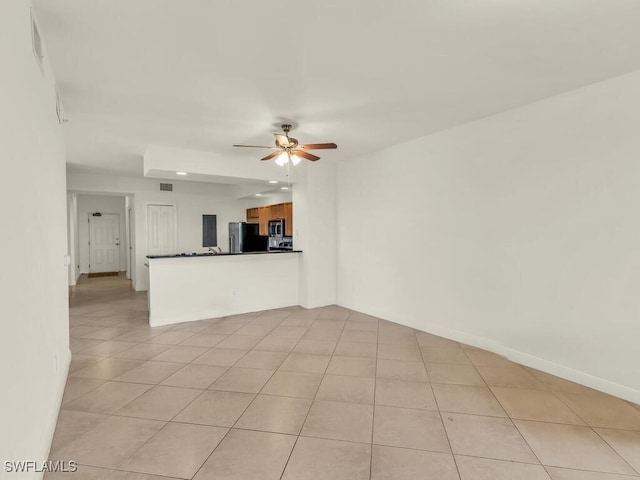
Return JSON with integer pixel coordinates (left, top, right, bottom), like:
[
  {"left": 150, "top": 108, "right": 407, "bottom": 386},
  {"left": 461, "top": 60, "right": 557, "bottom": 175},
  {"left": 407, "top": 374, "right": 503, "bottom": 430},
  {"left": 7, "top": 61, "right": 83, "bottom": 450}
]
[{"left": 146, "top": 250, "right": 301, "bottom": 327}]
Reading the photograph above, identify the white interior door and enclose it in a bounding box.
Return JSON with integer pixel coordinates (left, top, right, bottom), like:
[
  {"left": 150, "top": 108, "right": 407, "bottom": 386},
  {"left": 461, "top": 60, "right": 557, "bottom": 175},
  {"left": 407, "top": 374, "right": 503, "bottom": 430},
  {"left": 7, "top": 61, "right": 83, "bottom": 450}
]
[
  {"left": 89, "top": 213, "right": 120, "bottom": 273},
  {"left": 128, "top": 206, "right": 134, "bottom": 281},
  {"left": 147, "top": 204, "right": 176, "bottom": 255}
]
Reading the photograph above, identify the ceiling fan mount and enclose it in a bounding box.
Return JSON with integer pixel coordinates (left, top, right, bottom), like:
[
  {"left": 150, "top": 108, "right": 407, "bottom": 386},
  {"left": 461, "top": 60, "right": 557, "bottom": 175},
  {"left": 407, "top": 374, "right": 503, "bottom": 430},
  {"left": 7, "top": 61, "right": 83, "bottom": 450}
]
[
  {"left": 233, "top": 124, "right": 337, "bottom": 164},
  {"left": 275, "top": 124, "right": 299, "bottom": 149}
]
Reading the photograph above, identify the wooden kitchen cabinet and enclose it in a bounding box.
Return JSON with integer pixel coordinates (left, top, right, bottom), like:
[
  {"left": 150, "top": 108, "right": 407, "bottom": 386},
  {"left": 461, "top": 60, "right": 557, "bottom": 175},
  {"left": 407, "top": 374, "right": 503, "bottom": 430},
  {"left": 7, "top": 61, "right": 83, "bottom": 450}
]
[
  {"left": 246, "top": 207, "right": 259, "bottom": 223},
  {"left": 258, "top": 206, "right": 269, "bottom": 236},
  {"left": 284, "top": 202, "right": 293, "bottom": 236},
  {"left": 246, "top": 202, "right": 293, "bottom": 237},
  {"left": 270, "top": 203, "right": 285, "bottom": 219}
]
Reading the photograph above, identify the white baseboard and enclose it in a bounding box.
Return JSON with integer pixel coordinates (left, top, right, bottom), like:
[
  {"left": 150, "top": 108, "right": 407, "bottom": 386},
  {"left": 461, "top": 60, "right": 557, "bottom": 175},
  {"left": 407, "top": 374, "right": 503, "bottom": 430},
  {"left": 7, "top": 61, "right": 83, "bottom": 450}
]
[
  {"left": 150, "top": 304, "right": 299, "bottom": 328},
  {"left": 502, "top": 346, "right": 640, "bottom": 404},
  {"left": 408, "top": 319, "right": 640, "bottom": 404},
  {"left": 340, "top": 303, "right": 640, "bottom": 404},
  {"left": 68, "top": 269, "right": 81, "bottom": 287},
  {"left": 43, "top": 348, "right": 71, "bottom": 463}
]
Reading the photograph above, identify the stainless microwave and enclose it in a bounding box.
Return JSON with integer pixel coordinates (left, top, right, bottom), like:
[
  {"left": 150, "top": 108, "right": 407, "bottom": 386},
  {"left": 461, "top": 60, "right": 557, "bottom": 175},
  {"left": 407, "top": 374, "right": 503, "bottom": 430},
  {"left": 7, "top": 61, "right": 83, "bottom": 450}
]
[{"left": 268, "top": 219, "right": 284, "bottom": 237}]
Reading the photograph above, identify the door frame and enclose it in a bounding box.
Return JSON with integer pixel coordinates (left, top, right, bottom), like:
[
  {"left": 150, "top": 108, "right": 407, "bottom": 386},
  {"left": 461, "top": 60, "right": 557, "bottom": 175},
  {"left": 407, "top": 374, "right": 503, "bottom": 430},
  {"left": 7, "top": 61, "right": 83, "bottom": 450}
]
[
  {"left": 88, "top": 212, "right": 121, "bottom": 273},
  {"left": 65, "top": 192, "right": 133, "bottom": 286},
  {"left": 145, "top": 202, "right": 178, "bottom": 255},
  {"left": 127, "top": 204, "right": 134, "bottom": 282}
]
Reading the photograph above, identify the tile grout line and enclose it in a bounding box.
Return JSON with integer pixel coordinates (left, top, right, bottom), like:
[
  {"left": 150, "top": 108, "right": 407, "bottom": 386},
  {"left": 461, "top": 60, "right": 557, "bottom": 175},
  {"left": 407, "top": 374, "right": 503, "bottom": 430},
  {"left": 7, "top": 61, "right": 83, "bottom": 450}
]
[
  {"left": 526, "top": 384, "right": 640, "bottom": 474},
  {"left": 64, "top": 280, "right": 640, "bottom": 479},
  {"left": 279, "top": 309, "right": 350, "bottom": 480},
  {"left": 182, "top": 308, "right": 300, "bottom": 480},
  {"left": 482, "top": 365, "right": 551, "bottom": 471},
  {"left": 459, "top": 344, "right": 553, "bottom": 472},
  {"left": 65, "top": 307, "right": 287, "bottom": 479},
  {"left": 590, "top": 428, "right": 640, "bottom": 476},
  {"left": 369, "top": 315, "right": 381, "bottom": 480},
  {"left": 417, "top": 329, "right": 463, "bottom": 480}
]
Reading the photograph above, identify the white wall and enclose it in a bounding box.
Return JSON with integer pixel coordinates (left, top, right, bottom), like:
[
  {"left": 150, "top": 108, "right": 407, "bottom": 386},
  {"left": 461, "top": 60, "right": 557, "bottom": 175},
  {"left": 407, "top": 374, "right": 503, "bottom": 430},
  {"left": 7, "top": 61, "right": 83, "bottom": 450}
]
[
  {"left": 294, "top": 161, "right": 338, "bottom": 308},
  {"left": 0, "top": 1, "right": 70, "bottom": 475},
  {"left": 249, "top": 191, "right": 293, "bottom": 208},
  {"left": 148, "top": 254, "right": 300, "bottom": 326},
  {"left": 67, "top": 193, "right": 80, "bottom": 284},
  {"left": 67, "top": 174, "right": 256, "bottom": 291},
  {"left": 337, "top": 70, "right": 640, "bottom": 402},
  {"left": 77, "top": 194, "right": 127, "bottom": 273}
]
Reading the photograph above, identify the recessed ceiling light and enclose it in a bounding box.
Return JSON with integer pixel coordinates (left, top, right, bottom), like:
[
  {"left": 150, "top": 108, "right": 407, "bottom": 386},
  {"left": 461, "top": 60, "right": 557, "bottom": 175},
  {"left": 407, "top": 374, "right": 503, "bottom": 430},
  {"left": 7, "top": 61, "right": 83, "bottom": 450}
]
[
  {"left": 255, "top": 193, "right": 262, "bottom": 197},
  {"left": 280, "top": 186, "right": 289, "bottom": 190},
  {"left": 176, "top": 171, "right": 187, "bottom": 175},
  {"left": 269, "top": 180, "right": 278, "bottom": 184}
]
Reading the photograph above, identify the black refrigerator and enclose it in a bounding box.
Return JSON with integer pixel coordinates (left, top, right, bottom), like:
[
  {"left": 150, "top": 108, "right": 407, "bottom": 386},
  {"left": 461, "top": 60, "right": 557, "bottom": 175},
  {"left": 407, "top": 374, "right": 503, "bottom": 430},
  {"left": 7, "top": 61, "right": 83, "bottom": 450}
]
[{"left": 228, "top": 222, "right": 268, "bottom": 253}]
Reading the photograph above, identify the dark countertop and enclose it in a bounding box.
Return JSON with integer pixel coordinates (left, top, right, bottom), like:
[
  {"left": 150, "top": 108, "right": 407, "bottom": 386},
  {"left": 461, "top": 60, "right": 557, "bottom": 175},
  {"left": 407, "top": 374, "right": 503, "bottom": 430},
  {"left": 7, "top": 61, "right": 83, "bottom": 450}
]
[{"left": 147, "top": 250, "right": 302, "bottom": 259}]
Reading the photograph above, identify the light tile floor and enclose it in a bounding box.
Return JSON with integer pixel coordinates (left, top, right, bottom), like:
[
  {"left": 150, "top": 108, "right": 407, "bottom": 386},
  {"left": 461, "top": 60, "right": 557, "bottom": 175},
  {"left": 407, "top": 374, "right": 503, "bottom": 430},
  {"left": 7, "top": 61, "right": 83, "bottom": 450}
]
[{"left": 47, "top": 274, "right": 640, "bottom": 479}]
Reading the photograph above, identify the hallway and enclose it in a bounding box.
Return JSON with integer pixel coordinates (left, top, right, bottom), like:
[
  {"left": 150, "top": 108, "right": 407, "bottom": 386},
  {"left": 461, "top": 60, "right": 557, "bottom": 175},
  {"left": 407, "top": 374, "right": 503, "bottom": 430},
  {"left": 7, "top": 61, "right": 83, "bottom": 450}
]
[{"left": 47, "top": 274, "right": 640, "bottom": 479}]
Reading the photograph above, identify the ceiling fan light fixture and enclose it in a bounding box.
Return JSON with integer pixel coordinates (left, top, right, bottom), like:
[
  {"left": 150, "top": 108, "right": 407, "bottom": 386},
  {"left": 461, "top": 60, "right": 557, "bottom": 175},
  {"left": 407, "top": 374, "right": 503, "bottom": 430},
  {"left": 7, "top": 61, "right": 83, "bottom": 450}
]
[
  {"left": 234, "top": 124, "right": 337, "bottom": 163},
  {"left": 275, "top": 152, "right": 289, "bottom": 166}
]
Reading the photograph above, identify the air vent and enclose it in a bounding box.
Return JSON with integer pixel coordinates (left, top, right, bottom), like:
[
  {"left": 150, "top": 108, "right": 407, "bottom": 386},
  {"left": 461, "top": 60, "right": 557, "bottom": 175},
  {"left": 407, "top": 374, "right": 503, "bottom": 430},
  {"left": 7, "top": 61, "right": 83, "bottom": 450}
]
[
  {"left": 160, "top": 183, "right": 173, "bottom": 192},
  {"left": 31, "top": 10, "right": 44, "bottom": 74}
]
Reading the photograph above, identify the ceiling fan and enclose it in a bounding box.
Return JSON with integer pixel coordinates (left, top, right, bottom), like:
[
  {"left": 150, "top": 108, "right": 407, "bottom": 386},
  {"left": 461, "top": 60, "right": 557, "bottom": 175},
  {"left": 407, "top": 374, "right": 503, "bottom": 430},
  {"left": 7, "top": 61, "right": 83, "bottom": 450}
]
[{"left": 233, "top": 124, "right": 337, "bottom": 165}]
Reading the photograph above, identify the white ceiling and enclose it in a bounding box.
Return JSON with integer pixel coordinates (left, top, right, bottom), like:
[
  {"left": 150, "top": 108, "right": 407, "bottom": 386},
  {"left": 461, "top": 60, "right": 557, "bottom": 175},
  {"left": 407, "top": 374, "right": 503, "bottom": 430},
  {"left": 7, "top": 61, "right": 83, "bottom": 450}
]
[{"left": 33, "top": 0, "right": 640, "bottom": 179}]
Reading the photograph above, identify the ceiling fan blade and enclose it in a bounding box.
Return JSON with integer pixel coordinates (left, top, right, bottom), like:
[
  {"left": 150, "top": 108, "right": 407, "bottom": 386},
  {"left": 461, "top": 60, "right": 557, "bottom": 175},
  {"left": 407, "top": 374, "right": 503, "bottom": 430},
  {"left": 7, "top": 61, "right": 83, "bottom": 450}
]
[
  {"left": 299, "top": 143, "right": 338, "bottom": 150},
  {"left": 293, "top": 150, "right": 320, "bottom": 162},
  {"left": 233, "top": 144, "right": 280, "bottom": 149},
  {"left": 261, "top": 151, "right": 281, "bottom": 161},
  {"left": 274, "top": 134, "right": 292, "bottom": 148}
]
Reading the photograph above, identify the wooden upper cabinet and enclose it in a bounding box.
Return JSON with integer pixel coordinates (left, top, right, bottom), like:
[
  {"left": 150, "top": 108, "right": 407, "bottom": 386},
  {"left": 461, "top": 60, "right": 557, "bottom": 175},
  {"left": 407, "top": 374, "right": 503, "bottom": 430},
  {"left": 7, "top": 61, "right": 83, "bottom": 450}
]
[
  {"left": 284, "top": 202, "right": 293, "bottom": 236},
  {"left": 247, "top": 202, "right": 293, "bottom": 237},
  {"left": 271, "top": 203, "right": 285, "bottom": 219},
  {"left": 246, "top": 207, "right": 259, "bottom": 223},
  {"left": 258, "top": 206, "right": 269, "bottom": 236}
]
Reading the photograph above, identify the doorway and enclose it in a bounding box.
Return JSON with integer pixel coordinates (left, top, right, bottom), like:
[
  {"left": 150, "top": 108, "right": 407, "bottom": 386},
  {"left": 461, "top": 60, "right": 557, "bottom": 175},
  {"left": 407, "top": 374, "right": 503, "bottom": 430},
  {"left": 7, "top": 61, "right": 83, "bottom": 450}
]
[
  {"left": 88, "top": 213, "right": 120, "bottom": 273},
  {"left": 147, "top": 204, "right": 176, "bottom": 255},
  {"left": 128, "top": 206, "right": 134, "bottom": 282}
]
